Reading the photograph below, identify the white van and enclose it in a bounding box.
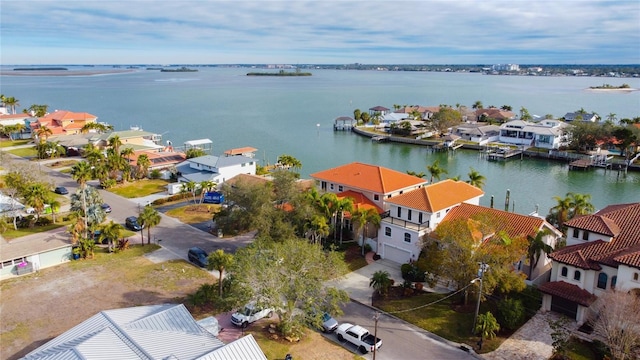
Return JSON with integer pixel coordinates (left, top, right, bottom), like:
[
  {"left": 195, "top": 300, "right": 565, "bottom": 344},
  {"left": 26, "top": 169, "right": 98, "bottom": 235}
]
[{"left": 230, "top": 303, "right": 274, "bottom": 328}]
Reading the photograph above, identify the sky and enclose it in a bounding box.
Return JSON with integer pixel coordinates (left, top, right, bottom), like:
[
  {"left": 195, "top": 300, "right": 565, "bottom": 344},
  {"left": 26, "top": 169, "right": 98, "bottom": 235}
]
[{"left": 1, "top": 0, "right": 639, "bottom": 65}]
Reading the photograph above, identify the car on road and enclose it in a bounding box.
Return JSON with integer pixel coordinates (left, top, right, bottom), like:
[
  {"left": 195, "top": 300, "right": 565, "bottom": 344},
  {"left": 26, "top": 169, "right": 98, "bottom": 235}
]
[
  {"left": 321, "top": 312, "right": 339, "bottom": 333},
  {"left": 187, "top": 247, "right": 209, "bottom": 268},
  {"left": 125, "top": 216, "right": 142, "bottom": 231},
  {"left": 230, "top": 302, "right": 274, "bottom": 328},
  {"left": 336, "top": 323, "right": 382, "bottom": 354},
  {"left": 54, "top": 186, "right": 69, "bottom": 195},
  {"left": 101, "top": 203, "right": 112, "bottom": 213}
]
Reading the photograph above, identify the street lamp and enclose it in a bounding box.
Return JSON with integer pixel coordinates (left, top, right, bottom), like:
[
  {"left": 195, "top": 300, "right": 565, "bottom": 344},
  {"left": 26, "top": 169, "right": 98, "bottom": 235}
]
[{"left": 471, "top": 262, "right": 488, "bottom": 335}]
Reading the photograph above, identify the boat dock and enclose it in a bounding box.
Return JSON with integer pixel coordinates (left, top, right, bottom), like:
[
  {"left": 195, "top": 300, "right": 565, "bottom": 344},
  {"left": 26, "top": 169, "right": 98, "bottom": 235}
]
[
  {"left": 372, "top": 136, "right": 388, "bottom": 142},
  {"left": 485, "top": 147, "right": 523, "bottom": 161}
]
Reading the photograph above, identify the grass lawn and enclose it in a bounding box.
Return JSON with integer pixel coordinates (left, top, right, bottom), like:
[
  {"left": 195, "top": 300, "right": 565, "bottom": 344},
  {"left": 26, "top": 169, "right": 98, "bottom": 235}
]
[
  {"left": 165, "top": 204, "right": 220, "bottom": 224},
  {"left": 109, "top": 179, "right": 170, "bottom": 198},
  {"left": 0, "top": 139, "right": 30, "bottom": 148},
  {"left": 7, "top": 146, "right": 38, "bottom": 158},
  {"left": 374, "top": 290, "right": 507, "bottom": 353},
  {"left": 46, "top": 159, "right": 80, "bottom": 168},
  {"left": 2, "top": 219, "right": 71, "bottom": 240}
]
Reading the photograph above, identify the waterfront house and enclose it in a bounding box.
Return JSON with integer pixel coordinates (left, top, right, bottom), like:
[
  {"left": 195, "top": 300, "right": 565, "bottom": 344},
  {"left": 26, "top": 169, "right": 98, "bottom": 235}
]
[
  {"left": 0, "top": 113, "right": 36, "bottom": 140},
  {"left": 474, "top": 108, "right": 516, "bottom": 123},
  {"left": 31, "top": 110, "right": 98, "bottom": 137},
  {"left": 310, "top": 162, "right": 428, "bottom": 252},
  {"left": 395, "top": 105, "right": 440, "bottom": 120},
  {"left": 452, "top": 123, "right": 501, "bottom": 145},
  {"left": 563, "top": 112, "right": 599, "bottom": 123},
  {"left": 91, "top": 129, "right": 164, "bottom": 151},
  {"left": 23, "top": 304, "right": 267, "bottom": 360},
  {"left": 176, "top": 153, "right": 257, "bottom": 185},
  {"left": 369, "top": 105, "right": 390, "bottom": 117},
  {"left": 498, "top": 119, "right": 571, "bottom": 149},
  {"left": 380, "top": 180, "right": 484, "bottom": 263},
  {"left": 539, "top": 202, "right": 640, "bottom": 325},
  {"left": 380, "top": 112, "right": 410, "bottom": 128},
  {"left": 334, "top": 116, "right": 356, "bottom": 130}
]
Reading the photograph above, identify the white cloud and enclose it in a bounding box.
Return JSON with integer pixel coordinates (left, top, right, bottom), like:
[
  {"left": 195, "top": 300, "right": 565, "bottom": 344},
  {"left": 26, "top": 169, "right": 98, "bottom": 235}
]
[{"left": 1, "top": 0, "right": 638, "bottom": 64}]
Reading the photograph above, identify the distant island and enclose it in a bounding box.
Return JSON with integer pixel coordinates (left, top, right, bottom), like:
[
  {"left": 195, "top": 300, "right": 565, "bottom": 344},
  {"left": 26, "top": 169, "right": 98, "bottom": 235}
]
[
  {"left": 589, "top": 83, "right": 631, "bottom": 89},
  {"left": 247, "top": 69, "right": 312, "bottom": 77},
  {"left": 13, "top": 67, "right": 68, "bottom": 71},
  {"left": 160, "top": 67, "right": 198, "bottom": 72}
]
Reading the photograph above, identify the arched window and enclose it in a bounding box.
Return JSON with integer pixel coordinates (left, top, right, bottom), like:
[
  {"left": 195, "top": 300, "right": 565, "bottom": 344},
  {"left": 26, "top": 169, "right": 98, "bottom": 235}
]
[
  {"left": 561, "top": 267, "right": 568, "bottom": 277},
  {"left": 573, "top": 270, "right": 581, "bottom": 281},
  {"left": 597, "top": 273, "right": 608, "bottom": 289}
]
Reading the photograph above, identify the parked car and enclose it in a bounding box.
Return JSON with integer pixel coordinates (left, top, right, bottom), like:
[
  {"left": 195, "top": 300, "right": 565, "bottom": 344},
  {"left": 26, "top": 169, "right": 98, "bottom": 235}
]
[
  {"left": 230, "top": 302, "right": 274, "bottom": 328},
  {"left": 54, "top": 186, "right": 69, "bottom": 195},
  {"left": 336, "top": 323, "right": 382, "bottom": 354},
  {"left": 187, "top": 247, "right": 209, "bottom": 268},
  {"left": 321, "top": 312, "right": 339, "bottom": 333},
  {"left": 101, "top": 203, "right": 112, "bottom": 213},
  {"left": 125, "top": 216, "right": 142, "bottom": 231}
]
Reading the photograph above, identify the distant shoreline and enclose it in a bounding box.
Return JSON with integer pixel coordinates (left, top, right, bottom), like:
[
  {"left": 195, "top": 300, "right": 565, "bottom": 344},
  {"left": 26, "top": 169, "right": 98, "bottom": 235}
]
[
  {"left": 0, "top": 69, "right": 136, "bottom": 77},
  {"left": 585, "top": 88, "right": 638, "bottom": 93}
]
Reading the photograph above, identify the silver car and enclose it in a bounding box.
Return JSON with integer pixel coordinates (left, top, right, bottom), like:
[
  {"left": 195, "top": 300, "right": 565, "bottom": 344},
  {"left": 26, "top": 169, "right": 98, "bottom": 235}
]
[{"left": 322, "top": 312, "right": 338, "bottom": 333}]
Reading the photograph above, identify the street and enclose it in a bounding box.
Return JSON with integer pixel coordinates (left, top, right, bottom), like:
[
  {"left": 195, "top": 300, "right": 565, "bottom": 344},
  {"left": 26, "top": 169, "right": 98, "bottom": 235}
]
[{"left": 326, "top": 301, "right": 479, "bottom": 360}]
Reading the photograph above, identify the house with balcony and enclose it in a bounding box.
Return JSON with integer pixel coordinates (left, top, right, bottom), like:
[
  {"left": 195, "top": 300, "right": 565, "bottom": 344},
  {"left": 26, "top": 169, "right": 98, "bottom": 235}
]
[
  {"left": 31, "top": 110, "right": 98, "bottom": 137},
  {"left": 452, "top": 123, "right": 501, "bottom": 145},
  {"left": 498, "top": 119, "right": 571, "bottom": 149},
  {"left": 176, "top": 153, "right": 257, "bottom": 185},
  {"left": 379, "top": 180, "right": 484, "bottom": 263},
  {"left": 539, "top": 202, "right": 640, "bottom": 325}
]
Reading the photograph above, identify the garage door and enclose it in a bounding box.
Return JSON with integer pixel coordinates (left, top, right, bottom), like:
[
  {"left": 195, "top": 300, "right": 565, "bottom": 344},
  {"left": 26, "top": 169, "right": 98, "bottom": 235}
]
[
  {"left": 383, "top": 244, "right": 411, "bottom": 264},
  {"left": 551, "top": 296, "right": 578, "bottom": 319}
]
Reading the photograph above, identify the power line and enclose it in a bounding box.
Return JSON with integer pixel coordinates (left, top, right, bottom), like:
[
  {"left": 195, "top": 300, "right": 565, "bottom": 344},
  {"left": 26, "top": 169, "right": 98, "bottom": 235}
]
[{"left": 386, "top": 282, "right": 475, "bottom": 315}]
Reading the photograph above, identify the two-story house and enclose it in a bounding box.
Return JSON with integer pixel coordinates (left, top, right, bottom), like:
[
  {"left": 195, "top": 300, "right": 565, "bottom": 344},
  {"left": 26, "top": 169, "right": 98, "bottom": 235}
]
[
  {"left": 31, "top": 110, "right": 98, "bottom": 137},
  {"left": 539, "top": 202, "right": 640, "bottom": 325},
  {"left": 498, "top": 119, "right": 571, "bottom": 149},
  {"left": 379, "top": 180, "right": 484, "bottom": 263},
  {"left": 176, "top": 153, "right": 257, "bottom": 185}
]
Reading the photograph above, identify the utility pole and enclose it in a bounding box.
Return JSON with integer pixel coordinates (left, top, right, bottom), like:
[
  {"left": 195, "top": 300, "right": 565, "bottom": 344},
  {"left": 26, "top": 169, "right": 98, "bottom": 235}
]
[
  {"left": 373, "top": 311, "right": 380, "bottom": 360},
  {"left": 472, "top": 263, "right": 488, "bottom": 334}
]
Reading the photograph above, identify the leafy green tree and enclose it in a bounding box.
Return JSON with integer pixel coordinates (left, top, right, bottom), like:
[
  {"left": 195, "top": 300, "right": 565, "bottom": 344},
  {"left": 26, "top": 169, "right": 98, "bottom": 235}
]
[
  {"left": 271, "top": 169, "right": 297, "bottom": 205},
  {"left": 360, "top": 112, "right": 370, "bottom": 124},
  {"left": 612, "top": 126, "right": 638, "bottom": 158},
  {"left": 370, "top": 270, "right": 392, "bottom": 297},
  {"left": 277, "top": 154, "right": 302, "bottom": 172},
  {"left": 215, "top": 179, "right": 272, "bottom": 235},
  {"left": 427, "top": 159, "right": 448, "bottom": 183},
  {"left": 207, "top": 249, "right": 234, "bottom": 297},
  {"left": 304, "top": 214, "right": 330, "bottom": 245},
  {"left": 475, "top": 311, "right": 500, "bottom": 339},
  {"left": 229, "top": 237, "right": 349, "bottom": 338},
  {"left": 496, "top": 298, "right": 525, "bottom": 330},
  {"left": 186, "top": 148, "right": 206, "bottom": 158},
  {"left": 501, "top": 105, "right": 512, "bottom": 111},
  {"left": 430, "top": 107, "right": 462, "bottom": 135},
  {"left": 138, "top": 205, "right": 161, "bottom": 245}
]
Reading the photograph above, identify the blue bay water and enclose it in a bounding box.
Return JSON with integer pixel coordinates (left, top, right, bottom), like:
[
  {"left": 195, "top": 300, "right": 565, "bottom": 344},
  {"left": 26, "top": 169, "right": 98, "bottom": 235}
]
[{"left": 1, "top": 67, "right": 639, "bottom": 215}]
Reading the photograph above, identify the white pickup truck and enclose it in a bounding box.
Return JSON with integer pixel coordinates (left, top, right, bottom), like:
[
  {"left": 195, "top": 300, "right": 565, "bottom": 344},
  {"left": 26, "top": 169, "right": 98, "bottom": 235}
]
[
  {"left": 230, "top": 303, "right": 274, "bottom": 328},
  {"left": 336, "top": 323, "right": 382, "bottom": 354}
]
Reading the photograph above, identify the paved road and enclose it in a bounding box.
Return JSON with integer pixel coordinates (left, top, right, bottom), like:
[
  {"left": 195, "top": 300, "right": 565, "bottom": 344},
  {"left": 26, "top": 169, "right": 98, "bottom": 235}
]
[{"left": 326, "top": 301, "right": 479, "bottom": 360}]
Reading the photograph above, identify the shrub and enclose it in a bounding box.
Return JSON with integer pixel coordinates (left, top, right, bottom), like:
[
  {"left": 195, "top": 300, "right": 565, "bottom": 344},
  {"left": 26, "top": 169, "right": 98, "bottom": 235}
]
[
  {"left": 152, "top": 198, "right": 167, "bottom": 205},
  {"left": 497, "top": 298, "right": 526, "bottom": 330},
  {"left": 401, "top": 263, "right": 426, "bottom": 282},
  {"left": 401, "top": 263, "right": 413, "bottom": 279},
  {"left": 36, "top": 217, "right": 52, "bottom": 226},
  {"left": 149, "top": 169, "right": 161, "bottom": 179}
]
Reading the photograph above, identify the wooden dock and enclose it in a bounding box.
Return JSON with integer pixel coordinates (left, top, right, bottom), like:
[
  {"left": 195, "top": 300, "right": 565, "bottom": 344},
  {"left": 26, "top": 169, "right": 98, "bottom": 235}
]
[
  {"left": 486, "top": 147, "right": 523, "bottom": 161},
  {"left": 569, "top": 158, "right": 592, "bottom": 170}
]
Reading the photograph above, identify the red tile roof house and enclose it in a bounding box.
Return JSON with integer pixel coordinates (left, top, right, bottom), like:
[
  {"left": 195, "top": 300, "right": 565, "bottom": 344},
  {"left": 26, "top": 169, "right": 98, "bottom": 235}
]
[
  {"left": 30, "top": 110, "right": 98, "bottom": 138},
  {"left": 310, "top": 162, "right": 428, "bottom": 254},
  {"left": 539, "top": 202, "right": 640, "bottom": 325}
]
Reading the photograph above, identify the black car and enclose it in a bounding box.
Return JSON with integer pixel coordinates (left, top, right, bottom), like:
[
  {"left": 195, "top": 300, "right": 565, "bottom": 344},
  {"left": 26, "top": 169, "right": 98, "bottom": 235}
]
[
  {"left": 54, "top": 186, "right": 69, "bottom": 195},
  {"left": 125, "top": 216, "right": 142, "bottom": 231},
  {"left": 101, "top": 203, "right": 112, "bottom": 213},
  {"left": 188, "top": 247, "right": 209, "bottom": 268}
]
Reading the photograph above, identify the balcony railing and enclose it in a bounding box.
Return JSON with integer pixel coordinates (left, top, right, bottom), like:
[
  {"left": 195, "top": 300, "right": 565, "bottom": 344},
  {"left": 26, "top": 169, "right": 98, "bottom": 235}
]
[{"left": 381, "top": 217, "right": 430, "bottom": 232}]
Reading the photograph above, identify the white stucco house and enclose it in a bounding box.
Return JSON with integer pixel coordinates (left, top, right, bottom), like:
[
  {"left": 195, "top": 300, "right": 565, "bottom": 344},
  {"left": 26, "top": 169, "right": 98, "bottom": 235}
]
[
  {"left": 452, "top": 123, "right": 501, "bottom": 145},
  {"left": 176, "top": 154, "right": 257, "bottom": 185},
  {"left": 498, "top": 119, "right": 571, "bottom": 149},
  {"left": 539, "top": 202, "right": 640, "bottom": 325}
]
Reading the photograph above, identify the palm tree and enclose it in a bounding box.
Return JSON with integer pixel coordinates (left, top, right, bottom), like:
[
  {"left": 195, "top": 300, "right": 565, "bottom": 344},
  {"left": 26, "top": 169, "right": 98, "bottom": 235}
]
[
  {"left": 136, "top": 154, "right": 151, "bottom": 179},
  {"left": 607, "top": 113, "right": 617, "bottom": 123},
  {"left": 23, "top": 183, "right": 50, "bottom": 221},
  {"left": 71, "top": 161, "right": 94, "bottom": 238},
  {"left": 501, "top": 105, "right": 512, "bottom": 111},
  {"left": 198, "top": 180, "right": 217, "bottom": 204},
  {"left": 120, "top": 147, "right": 134, "bottom": 165},
  {"left": 335, "top": 197, "right": 354, "bottom": 245},
  {"left": 305, "top": 214, "right": 330, "bottom": 245},
  {"left": 549, "top": 194, "right": 572, "bottom": 229},
  {"left": 35, "top": 125, "right": 52, "bottom": 143},
  {"left": 526, "top": 230, "right": 554, "bottom": 279},
  {"left": 369, "top": 270, "right": 392, "bottom": 297},
  {"left": 100, "top": 220, "right": 124, "bottom": 252},
  {"left": 427, "top": 159, "right": 447, "bottom": 183},
  {"left": 207, "top": 249, "right": 234, "bottom": 296},
  {"left": 182, "top": 181, "right": 197, "bottom": 203},
  {"left": 472, "top": 101, "right": 483, "bottom": 110},
  {"left": 4, "top": 96, "right": 19, "bottom": 114},
  {"left": 406, "top": 170, "right": 426, "bottom": 178},
  {"left": 108, "top": 134, "right": 122, "bottom": 155},
  {"left": 467, "top": 167, "right": 486, "bottom": 189},
  {"left": 352, "top": 207, "right": 381, "bottom": 256},
  {"left": 138, "top": 205, "right": 161, "bottom": 245},
  {"left": 569, "top": 192, "right": 595, "bottom": 218},
  {"left": 47, "top": 198, "right": 61, "bottom": 223}
]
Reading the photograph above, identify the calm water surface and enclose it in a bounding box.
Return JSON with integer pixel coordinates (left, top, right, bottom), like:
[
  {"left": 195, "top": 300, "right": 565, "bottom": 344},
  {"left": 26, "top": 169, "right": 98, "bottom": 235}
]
[{"left": 1, "top": 67, "right": 639, "bottom": 215}]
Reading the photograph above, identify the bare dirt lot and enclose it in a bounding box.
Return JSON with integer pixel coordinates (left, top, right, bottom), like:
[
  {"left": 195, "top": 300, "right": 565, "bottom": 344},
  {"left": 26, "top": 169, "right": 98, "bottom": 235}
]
[{"left": 0, "top": 246, "right": 358, "bottom": 360}]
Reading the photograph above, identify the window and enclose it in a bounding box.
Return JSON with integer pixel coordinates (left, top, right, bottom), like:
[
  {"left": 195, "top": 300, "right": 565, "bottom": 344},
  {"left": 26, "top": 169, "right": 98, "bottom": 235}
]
[
  {"left": 573, "top": 270, "right": 581, "bottom": 281},
  {"left": 436, "top": 212, "right": 441, "bottom": 218},
  {"left": 338, "top": 185, "right": 343, "bottom": 192},
  {"left": 573, "top": 228, "right": 579, "bottom": 238},
  {"left": 634, "top": 273, "right": 639, "bottom": 282},
  {"left": 241, "top": 163, "right": 246, "bottom": 167},
  {"left": 418, "top": 213, "right": 423, "bottom": 224},
  {"left": 404, "top": 233, "right": 411, "bottom": 243},
  {"left": 582, "top": 231, "right": 589, "bottom": 241},
  {"left": 597, "top": 273, "right": 608, "bottom": 289},
  {"left": 561, "top": 267, "right": 568, "bottom": 277},
  {"left": 385, "top": 227, "right": 391, "bottom": 237},
  {"left": 374, "top": 194, "right": 379, "bottom": 201},
  {"left": 321, "top": 181, "right": 327, "bottom": 190},
  {"left": 330, "top": 184, "right": 334, "bottom": 190},
  {"left": 611, "top": 276, "right": 617, "bottom": 289},
  {"left": 397, "top": 207, "right": 401, "bottom": 217},
  {"left": 408, "top": 210, "right": 412, "bottom": 221}
]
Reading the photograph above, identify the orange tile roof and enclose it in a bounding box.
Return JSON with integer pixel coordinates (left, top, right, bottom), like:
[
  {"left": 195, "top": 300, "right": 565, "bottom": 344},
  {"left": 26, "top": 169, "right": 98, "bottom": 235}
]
[
  {"left": 310, "top": 162, "right": 427, "bottom": 194},
  {"left": 337, "top": 190, "right": 383, "bottom": 215},
  {"left": 440, "top": 203, "right": 546, "bottom": 241},
  {"left": 538, "top": 281, "right": 597, "bottom": 307},
  {"left": 551, "top": 203, "right": 640, "bottom": 269},
  {"left": 39, "top": 110, "right": 97, "bottom": 122},
  {"left": 224, "top": 147, "right": 258, "bottom": 156},
  {"left": 386, "top": 179, "right": 484, "bottom": 212}
]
